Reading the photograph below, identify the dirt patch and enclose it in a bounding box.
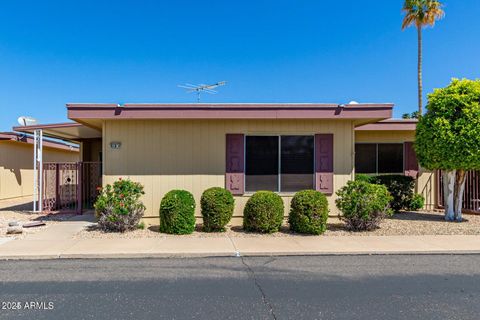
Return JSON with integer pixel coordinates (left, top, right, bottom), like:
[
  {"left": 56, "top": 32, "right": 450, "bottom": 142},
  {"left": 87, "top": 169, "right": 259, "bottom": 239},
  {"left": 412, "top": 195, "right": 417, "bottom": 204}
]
[
  {"left": 75, "top": 211, "right": 480, "bottom": 239},
  {"left": 0, "top": 210, "right": 76, "bottom": 239}
]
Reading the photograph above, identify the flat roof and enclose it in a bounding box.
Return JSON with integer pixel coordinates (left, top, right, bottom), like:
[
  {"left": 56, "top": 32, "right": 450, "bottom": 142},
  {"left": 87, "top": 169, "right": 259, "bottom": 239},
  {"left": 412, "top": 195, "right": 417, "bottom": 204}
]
[
  {"left": 355, "top": 119, "right": 418, "bottom": 131},
  {"left": 67, "top": 103, "right": 394, "bottom": 121},
  {"left": 13, "top": 122, "right": 102, "bottom": 141},
  {"left": 0, "top": 132, "right": 79, "bottom": 152}
]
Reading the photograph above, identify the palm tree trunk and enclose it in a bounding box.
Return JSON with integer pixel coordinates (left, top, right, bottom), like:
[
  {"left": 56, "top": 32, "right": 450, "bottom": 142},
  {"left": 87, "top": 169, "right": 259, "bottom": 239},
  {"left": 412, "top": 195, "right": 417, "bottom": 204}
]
[{"left": 417, "top": 27, "right": 423, "bottom": 116}]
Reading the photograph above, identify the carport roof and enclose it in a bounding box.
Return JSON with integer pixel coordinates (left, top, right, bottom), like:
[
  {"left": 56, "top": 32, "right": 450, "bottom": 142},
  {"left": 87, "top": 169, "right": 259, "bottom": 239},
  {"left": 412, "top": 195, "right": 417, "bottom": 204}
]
[
  {"left": 12, "top": 122, "right": 101, "bottom": 142},
  {"left": 0, "top": 132, "right": 79, "bottom": 152}
]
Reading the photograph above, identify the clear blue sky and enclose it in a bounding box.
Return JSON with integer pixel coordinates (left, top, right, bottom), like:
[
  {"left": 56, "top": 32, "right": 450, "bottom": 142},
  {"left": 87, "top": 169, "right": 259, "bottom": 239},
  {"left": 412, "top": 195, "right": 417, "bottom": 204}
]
[{"left": 0, "top": 0, "right": 479, "bottom": 130}]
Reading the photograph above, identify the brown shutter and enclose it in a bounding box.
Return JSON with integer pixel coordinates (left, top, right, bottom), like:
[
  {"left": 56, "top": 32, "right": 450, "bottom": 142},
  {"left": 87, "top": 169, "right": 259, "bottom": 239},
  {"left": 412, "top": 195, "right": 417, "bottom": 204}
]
[
  {"left": 315, "top": 134, "right": 334, "bottom": 195},
  {"left": 225, "top": 134, "right": 245, "bottom": 195},
  {"left": 404, "top": 141, "right": 419, "bottom": 178}
]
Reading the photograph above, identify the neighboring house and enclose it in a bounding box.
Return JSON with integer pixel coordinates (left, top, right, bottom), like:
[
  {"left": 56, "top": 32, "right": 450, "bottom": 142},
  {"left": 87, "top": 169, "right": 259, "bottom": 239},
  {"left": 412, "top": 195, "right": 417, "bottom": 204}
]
[
  {"left": 354, "top": 119, "right": 437, "bottom": 210},
  {"left": 0, "top": 132, "right": 79, "bottom": 201}
]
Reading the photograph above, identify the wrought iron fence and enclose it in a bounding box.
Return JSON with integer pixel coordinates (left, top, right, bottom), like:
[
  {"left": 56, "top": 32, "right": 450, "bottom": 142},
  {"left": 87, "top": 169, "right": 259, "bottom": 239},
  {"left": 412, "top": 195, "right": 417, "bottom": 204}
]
[{"left": 42, "top": 162, "right": 102, "bottom": 213}]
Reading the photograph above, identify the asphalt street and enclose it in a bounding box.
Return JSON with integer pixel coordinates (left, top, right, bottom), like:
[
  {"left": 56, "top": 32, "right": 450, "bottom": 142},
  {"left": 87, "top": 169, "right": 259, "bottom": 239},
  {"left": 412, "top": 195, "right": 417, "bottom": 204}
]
[{"left": 1, "top": 255, "right": 480, "bottom": 319}]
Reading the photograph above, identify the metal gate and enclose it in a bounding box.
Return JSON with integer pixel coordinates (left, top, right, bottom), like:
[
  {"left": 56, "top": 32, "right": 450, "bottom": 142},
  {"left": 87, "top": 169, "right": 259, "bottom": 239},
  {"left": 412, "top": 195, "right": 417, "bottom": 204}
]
[
  {"left": 42, "top": 162, "right": 102, "bottom": 213},
  {"left": 437, "top": 170, "right": 480, "bottom": 213}
]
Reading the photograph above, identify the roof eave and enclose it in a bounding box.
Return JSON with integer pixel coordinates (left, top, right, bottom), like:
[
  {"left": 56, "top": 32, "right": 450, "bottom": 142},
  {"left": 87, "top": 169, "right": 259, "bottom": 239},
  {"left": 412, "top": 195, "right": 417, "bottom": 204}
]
[{"left": 67, "top": 103, "right": 394, "bottom": 121}]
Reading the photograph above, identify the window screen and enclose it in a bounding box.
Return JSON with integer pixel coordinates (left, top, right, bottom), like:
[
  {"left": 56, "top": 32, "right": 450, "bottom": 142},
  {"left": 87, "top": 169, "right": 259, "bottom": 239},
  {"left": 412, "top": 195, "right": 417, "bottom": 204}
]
[
  {"left": 245, "top": 135, "right": 314, "bottom": 192},
  {"left": 281, "top": 136, "right": 314, "bottom": 192},
  {"left": 245, "top": 136, "right": 279, "bottom": 191},
  {"left": 355, "top": 144, "right": 377, "bottom": 174},
  {"left": 378, "top": 144, "right": 404, "bottom": 174}
]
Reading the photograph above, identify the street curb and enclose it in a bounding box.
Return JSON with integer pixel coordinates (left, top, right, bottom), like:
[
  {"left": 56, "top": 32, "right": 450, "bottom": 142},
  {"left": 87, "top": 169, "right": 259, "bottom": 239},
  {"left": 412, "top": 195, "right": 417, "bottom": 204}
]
[{"left": 2, "top": 250, "right": 480, "bottom": 260}]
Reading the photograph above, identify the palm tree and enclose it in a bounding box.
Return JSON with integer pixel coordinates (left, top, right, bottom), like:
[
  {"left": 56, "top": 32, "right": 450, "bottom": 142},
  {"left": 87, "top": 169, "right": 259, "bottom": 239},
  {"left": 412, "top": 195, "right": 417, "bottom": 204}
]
[{"left": 402, "top": 0, "right": 444, "bottom": 116}]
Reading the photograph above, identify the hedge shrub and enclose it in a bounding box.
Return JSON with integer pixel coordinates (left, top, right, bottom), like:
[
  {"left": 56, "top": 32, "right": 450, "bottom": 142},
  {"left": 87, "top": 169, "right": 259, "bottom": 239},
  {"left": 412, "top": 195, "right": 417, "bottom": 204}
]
[
  {"left": 200, "top": 187, "right": 234, "bottom": 232},
  {"left": 243, "top": 191, "right": 284, "bottom": 233},
  {"left": 288, "top": 190, "right": 329, "bottom": 235},
  {"left": 336, "top": 180, "right": 393, "bottom": 231},
  {"left": 355, "top": 174, "right": 376, "bottom": 184},
  {"left": 159, "top": 190, "right": 196, "bottom": 234},
  {"left": 372, "top": 175, "right": 415, "bottom": 212},
  {"left": 407, "top": 193, "right": 425, "bottom": 211},
  {"left": 94, "top": 178, "right": 145, "bottom": 232}
]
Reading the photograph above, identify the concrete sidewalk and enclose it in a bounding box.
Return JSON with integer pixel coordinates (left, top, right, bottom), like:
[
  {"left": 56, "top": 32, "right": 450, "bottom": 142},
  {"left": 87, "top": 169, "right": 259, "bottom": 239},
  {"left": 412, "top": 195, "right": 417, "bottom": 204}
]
[{"left": 1, "top": 217, "right": 480, "bottom": 259}]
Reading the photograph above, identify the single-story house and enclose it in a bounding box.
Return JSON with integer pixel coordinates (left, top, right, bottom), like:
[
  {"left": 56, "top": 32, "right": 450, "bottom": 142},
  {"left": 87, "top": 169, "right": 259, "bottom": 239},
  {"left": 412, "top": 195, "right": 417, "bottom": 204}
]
[
  {"left": 354, "top": 119, "right": 436, "bottom": 210},
  {"left": 0, "top": 132, "right": 79, "bottom": 201},
  {"left": 15, "top": 102, "right": 441, "bottom": 224}
]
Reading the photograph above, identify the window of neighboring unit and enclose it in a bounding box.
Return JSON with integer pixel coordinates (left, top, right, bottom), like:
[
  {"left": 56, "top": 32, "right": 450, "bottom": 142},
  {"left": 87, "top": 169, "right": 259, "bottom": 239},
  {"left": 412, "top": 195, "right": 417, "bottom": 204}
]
[
  {"left": 378, "top": 144, "right": 403, "bottom": 174},
  {"left": 355, "top": 144, "right": 377, "bottom": 174},
  {"left": 245, "top": 135, "right": 314, "bottom": 192},
  {"left": 355, "top": 143, "right": 404, "bottom": 175}
]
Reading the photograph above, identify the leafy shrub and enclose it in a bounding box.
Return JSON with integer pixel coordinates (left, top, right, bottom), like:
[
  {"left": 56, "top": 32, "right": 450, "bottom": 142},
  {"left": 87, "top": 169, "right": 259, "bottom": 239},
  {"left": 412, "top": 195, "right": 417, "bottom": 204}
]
[
  {"left": 243, "top": 191, "right": 284, "bottom": 233},
  {"left": 200, "top": 187, "right": 234, "bottom": 232},
  {"left": 159, "top": 190, "right": 196, "bottom": 234},
  {"left": 94, "top": 178, "right": 145, "bottom": 232},
  {"left": 288, "top": 190, "right": 329, "bottom": 235},
  {"left": 407, "top": 193, "right": 425, "bottom": 211},
  {"left": 371, "top": 175, "right": 415, "bottom": 212},
  {"left": 336, "top": 180, "right": 393, "bottom": 231},
  {"left": 355, "top": 174, "right": 376, "bottom": 183}
]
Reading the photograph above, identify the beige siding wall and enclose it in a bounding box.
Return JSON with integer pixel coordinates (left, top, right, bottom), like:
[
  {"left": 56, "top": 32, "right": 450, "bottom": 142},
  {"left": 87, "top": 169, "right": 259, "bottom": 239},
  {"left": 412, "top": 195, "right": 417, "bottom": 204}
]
[
  {"left": 355, "top": 130, "right": 437, "bottom": 210},
  {"left": 355, "top": 130, "right": 415, "bottom": 143},
  {"left": 0, "top": 141, "right": 79, "bottom": 200},
  {"left": 104, "top": 119, "right": 355, "bottom": 225}
]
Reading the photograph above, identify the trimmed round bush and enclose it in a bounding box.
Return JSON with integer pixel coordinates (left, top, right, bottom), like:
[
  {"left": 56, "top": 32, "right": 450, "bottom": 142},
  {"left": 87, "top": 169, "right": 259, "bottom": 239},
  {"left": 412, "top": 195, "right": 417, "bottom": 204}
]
[
  {"left": 336, "top": 180, "right": 393, "bottom": 231},
  {"left": 200, "top": 187, "right": 234, "bottom": 232},
  {"left": 289, "top": 190, "right": 329, "bottom": 235},
  {"left": 243, "top": 191, "right": 284, "bottom": 233},
  {"left": 407, "top": 193, "right": 425, "bottom": 211},
  {"left": 159, "top": 190, "right": 196, "bottom": 234}
]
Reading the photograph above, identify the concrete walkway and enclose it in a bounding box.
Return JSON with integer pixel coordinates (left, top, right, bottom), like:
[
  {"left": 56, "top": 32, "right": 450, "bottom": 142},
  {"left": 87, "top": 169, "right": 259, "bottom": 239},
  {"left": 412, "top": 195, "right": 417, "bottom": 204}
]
[{"left": 1, "top": 214, "right": 480, "bottom": 259}]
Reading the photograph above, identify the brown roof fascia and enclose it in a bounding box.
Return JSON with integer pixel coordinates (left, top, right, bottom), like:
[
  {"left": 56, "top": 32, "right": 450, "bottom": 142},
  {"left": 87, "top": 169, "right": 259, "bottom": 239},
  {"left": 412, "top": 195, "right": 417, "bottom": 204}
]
[
  {"left": 67, "top": 103, "right": 394, "bottom": 120},
  {"left": 355, "top": 119, "right": 418, "bottom": 131}
]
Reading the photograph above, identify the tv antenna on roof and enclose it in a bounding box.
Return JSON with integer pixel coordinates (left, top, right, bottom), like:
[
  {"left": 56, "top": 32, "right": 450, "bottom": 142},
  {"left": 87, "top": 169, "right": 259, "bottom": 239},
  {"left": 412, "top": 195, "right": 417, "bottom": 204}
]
[{"left": 178, "top": 81, "right": 227, "bottom": 102}]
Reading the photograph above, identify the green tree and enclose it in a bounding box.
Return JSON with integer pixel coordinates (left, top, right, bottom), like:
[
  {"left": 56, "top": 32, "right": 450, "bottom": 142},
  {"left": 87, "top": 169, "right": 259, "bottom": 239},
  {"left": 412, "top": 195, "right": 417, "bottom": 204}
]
[
  {"left": 402, "top": 0, "right": 444, "bottom": 116},
  {"left": 402, "top": 111, "right": 420, "bottom": 119},
  {"left": 415, "top": 79, "right": 480, "bottom": 221}
]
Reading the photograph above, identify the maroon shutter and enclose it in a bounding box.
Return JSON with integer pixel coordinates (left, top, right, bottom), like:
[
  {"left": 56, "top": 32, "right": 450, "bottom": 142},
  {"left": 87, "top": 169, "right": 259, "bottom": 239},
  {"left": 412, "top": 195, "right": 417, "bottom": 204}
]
[
  {"left": 225, "top": 134, "right": 245, "bottom": 195},
  {"left": 315, "top": 134, "right": 334, "bottom": 195},
  {"left": 404, "top": 141, "right": 419, "bottom": 178}
]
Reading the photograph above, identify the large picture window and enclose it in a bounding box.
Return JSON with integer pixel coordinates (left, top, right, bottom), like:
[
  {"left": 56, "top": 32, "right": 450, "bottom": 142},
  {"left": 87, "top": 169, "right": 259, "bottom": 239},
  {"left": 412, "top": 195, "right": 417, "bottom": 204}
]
[
  {"left": 245, "top": 135, "right": 314, "bottom": 192},
  {"left": 355, "top": 143, "right": 404, "bottom": 174}
]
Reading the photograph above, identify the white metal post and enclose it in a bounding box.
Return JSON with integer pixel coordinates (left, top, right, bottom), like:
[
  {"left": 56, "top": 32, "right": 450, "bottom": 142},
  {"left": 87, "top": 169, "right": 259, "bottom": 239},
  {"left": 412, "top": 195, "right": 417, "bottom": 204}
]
[
  {"left": 39, "top": 130, "right": 43, "bottom": 212},
  {"left": 33, "top": 130, "right": 38, "bottom": 212},
  {"left": 33, "top": 129, "right": 43, "bottom": 212}
]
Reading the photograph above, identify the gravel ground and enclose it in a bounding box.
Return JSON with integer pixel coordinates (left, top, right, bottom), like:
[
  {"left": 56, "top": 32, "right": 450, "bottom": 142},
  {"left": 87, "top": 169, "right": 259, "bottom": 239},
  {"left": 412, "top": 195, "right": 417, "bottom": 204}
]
[
  {"left": 0, "top": 197, "right": 76, "bottom": 238},
  {"left": 75, "top": 211, "right": 480, "bottom": 239},
  {"left": 0, "top": 210, "right": 75, "bottom": 239}
]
